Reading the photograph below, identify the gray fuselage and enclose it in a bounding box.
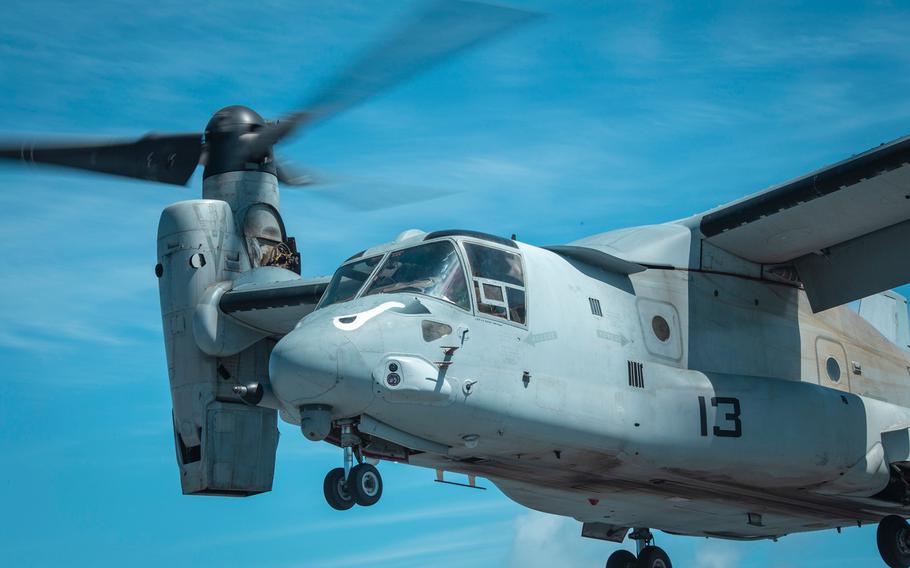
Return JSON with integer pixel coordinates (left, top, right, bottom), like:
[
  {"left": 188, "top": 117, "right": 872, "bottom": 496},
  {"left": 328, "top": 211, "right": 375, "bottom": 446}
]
[{"left": 268, "top": 227, "right": 910, "bottom": 540}]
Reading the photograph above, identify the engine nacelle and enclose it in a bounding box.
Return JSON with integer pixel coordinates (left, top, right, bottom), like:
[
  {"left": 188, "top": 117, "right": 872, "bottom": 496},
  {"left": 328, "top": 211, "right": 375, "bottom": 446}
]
[{"left": 157, "top": 198, "right": 279, "bottom": 496}]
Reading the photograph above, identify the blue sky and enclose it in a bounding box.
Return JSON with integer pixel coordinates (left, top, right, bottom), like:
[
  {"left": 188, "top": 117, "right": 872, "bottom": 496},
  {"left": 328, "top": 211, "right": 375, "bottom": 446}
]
[{"left": 2, "top": 1, "right": 910, "bottom": 566}]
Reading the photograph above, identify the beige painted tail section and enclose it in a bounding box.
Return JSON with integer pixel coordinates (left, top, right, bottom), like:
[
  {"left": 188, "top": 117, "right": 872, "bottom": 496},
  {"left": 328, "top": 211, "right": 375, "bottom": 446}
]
[{"left": 857, "top": 290, "right": 910, "bottom": 350}]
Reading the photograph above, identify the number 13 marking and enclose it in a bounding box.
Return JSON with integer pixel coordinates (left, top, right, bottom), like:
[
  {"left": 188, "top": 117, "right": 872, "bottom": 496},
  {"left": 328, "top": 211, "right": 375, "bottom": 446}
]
[{"left": 698, "top": 396, "right": 742, "bottom": 438}]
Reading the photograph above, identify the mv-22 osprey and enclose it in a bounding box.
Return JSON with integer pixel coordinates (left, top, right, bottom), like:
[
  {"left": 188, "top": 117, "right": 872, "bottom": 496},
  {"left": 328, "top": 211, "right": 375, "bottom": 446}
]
[{"left": 6, "top": 2, "right": 910, "bottom": 567}]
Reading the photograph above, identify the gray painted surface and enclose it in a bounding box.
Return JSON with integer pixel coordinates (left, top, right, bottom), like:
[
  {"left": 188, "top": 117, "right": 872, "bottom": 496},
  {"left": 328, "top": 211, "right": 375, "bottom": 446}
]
[
  {"left": 795, "top": 218, "right": 910, "bottom": 311},
  {"left": 261, "top": 232, "right": 910, "bottom": 539},
  {"left": 152, "top": 131, "right": 910, "bottom": 547}
]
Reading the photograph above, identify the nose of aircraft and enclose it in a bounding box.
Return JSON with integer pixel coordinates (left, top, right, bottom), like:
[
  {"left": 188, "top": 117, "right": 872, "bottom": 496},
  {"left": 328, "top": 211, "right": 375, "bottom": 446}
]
[{"left": 269, "top": 320, "right": 374, "bottom": 417}]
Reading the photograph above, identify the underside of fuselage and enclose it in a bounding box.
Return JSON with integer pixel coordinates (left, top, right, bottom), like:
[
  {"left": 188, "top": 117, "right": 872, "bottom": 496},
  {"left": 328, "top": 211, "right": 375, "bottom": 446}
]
[{"left": 408, "top": 448, "right": 905, "bottom": 541}]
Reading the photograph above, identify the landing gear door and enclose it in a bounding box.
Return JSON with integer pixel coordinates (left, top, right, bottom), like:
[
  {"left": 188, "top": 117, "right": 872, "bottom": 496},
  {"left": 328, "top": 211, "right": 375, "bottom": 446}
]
[{"left": 816, "top": 337, "right": 850, "bottom": 392}]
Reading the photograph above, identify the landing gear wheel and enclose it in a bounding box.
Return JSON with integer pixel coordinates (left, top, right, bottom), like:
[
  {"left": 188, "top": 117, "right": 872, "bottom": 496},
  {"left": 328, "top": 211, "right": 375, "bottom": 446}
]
[
  {"left": 878, "top": 515, "right": 910, "bottom": 568},
  {"left": 636, "top": 545, "right": 671, "bottom": 568},
  {"left": 606, "top": 549, "right": 637, "bottom": 568},
  {"left": 349, "top": 463, "right": 383, "bottom": 506},
  {"left": 323, "top": 467, "right": 355, "bottom": 511}
]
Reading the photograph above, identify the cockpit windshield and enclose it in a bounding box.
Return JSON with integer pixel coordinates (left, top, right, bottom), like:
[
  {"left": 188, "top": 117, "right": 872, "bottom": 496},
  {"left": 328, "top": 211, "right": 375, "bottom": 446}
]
[
  {"left": 363, "top": 241, "right": 470, "bottom": 310},
  {"left": 318, "top": 255, "right": 382, "bottom": 308}
]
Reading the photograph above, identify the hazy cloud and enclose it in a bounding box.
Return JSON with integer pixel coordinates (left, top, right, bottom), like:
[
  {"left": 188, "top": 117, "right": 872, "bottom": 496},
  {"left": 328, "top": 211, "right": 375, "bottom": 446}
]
[
  {"left": 694, "top": 540, "right": 742, "bottom": 568},
  {"left": 508, "top": 511, "right": 611, "bottom": 568}
]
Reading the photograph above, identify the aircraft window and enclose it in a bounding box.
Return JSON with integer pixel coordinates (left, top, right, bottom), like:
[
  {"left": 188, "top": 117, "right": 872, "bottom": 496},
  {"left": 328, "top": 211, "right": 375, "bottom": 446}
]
[
  {"left": 421, "top": 320, "right": 453, "bottom": 342},
  {"left": 506, "top": 287, "right": 526, "bottom": 324},
  {"left": 474, "top": 280, "right": 508, "bottom": 319},
  {"left": 464, "top": 243, "right": 526, "bottom": 325},
  {"left": 363, "top": 241, "right": 470, "bottom": 310},
  {"left": 652, "top": 315, "right": 670, "bottom": 342},
  {"left": 826, "top": 356, "right": 841, "bottom": 382},
  {"left": 482, "top": 282, "right": 504, "bottom": 302},
  {"left": 464, "top": 243, "right": 524, "bottom": 285},
  {"left": 319, "top": 255, "right": 382, "bottom": 308}
]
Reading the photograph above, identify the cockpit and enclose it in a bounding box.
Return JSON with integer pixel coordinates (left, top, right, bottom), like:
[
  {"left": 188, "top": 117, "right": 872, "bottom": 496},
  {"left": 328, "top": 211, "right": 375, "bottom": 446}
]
[{"left": 318, "top": 232, "right": 527, "bottom": 325}]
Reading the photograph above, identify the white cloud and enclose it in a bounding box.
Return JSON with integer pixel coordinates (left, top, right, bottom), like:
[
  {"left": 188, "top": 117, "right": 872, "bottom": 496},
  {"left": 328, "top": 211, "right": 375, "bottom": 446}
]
[
  {"left": 708, "top": 12, "right": 910, "bottom": 70},
  {"left": 312, "top": 520, "right": 513, "bottom": 568},
  {"left": 201, "top": 498, "right": 513, "bottom": 548},
  {"left": 694, "top": 540, "right": 742, "bottom": 568},
  {"left": 507, "top": 511, "right": 748, "bottom": 568},
  {"left": 508, "top": 511, "right": 611, "bottom": 568}
]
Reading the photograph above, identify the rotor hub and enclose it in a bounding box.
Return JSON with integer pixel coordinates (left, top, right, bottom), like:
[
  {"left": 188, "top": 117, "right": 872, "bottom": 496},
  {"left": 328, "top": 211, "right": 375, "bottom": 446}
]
[
  {"left": 205, "top": 105, "right": 267, "bottom": 135},
  {"left": 203, "top": 105, "right": 276, "bottom": 179}
]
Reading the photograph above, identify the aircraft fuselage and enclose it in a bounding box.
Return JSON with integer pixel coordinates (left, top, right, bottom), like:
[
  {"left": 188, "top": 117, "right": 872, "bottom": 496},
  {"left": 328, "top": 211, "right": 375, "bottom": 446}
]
[{"left": 269, "top": 229, "right": 910, "bottom": 540}]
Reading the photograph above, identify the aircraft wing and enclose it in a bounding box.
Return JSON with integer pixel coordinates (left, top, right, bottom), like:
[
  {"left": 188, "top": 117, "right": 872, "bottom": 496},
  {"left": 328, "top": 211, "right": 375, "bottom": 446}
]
[
  {"left": 220, "top": 276, "right": 330, "bottom": 336},
  {"left": 698, "top": 134, "right": 910, "bottom": 312}
]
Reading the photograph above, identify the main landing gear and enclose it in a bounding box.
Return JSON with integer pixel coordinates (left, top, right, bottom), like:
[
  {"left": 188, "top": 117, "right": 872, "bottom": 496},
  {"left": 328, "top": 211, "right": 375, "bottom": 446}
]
[
  {"left": 878, "top": 516, "right": 910, "bottom": 568},
  {"left": 606, "top": 528, "right": 672, "bottom": 568},
  {"left": 322, "top": 421, "right": 383, "bottom": 510}
]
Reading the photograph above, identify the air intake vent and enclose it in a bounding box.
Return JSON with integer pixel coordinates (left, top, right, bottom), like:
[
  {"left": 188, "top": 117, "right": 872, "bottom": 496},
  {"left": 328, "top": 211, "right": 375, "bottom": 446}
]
[
  {"left": 589, "top": 297, "right": 602, "bottom": 316},
  {"left": 628, "top": 361, "right": 644, "bottom": 388}
]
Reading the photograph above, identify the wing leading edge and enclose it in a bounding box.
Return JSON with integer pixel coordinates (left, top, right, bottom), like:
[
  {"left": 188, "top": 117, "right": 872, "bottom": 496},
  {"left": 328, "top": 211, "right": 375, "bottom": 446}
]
[
  {"left": 698, "top": 134, "right": 910, "bottom": 312},
  {"left": 220, "top": 276, "right": 330, "bottom": 335}
]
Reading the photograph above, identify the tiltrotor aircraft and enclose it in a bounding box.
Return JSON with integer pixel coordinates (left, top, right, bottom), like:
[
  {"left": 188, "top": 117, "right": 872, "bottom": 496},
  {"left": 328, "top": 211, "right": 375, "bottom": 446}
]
[{"left": 6, "top": 2, "right": 910, "bottom": 567}]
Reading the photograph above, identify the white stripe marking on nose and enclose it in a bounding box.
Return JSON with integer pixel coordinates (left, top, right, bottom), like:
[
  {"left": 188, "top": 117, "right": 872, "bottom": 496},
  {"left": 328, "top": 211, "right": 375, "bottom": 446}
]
[{"left": 332, "top": 301, "right": 406, "bottom": 331}]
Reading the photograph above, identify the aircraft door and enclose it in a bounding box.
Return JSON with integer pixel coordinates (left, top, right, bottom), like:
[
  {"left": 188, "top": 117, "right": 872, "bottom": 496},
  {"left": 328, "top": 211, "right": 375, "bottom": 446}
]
[{"left": 815, "top": 337, "right": 850, "bottom": 392}]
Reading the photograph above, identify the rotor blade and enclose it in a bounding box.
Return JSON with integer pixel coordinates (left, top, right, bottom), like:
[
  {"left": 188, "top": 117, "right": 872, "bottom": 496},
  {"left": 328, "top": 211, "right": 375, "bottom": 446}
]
[
  {"left": 298, "top": 178, "right": 460, "bottom": 211},
  {"left": 275, "top": 157, "right": 458, "bottom": 210},
  {"left": 246, "top": 0, "right": 539, "bottom": 157},
  {"left": 0, "top": 132, "right": 203, "bottom": 186},
  {"left": 275, "top": 160, "right": 326, "bottom": 186}
]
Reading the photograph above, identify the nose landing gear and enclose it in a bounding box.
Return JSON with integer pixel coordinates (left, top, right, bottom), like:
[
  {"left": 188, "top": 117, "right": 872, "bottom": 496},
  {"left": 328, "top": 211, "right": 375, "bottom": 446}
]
[
  {"left": 323, "top": 467, "right": 355, "bottom": 510},
  {"left": 606, "top": 528, "right": 672, "bottom": 568},
  {"left": 348, "top": 462, "right": 383, "bottom": 506},
  {"left": 322, "top": 420, "right": 384, "bottom": 510}
]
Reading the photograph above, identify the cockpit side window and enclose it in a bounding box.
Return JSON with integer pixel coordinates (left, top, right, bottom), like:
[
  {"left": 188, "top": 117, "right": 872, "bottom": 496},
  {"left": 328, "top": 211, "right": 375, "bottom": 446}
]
[
  {"left": 318, "top": 255, "right": 382, "bottom": 308},
  {"left": 463, "top": 243, "right": 526, "bottom": 324},
  {"left": 363, "top": 240, "right": 470, "bottom": 310}
]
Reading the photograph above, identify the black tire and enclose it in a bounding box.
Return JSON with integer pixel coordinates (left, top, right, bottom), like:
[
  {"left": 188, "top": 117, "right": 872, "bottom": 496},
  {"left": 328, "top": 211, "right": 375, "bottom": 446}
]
[
  {"left": 349, "top": 463, "right": 383, "bottom": 506},
  {"left": 606, "top": 549, "right": 637, "bottom": 568},
  {"left": 637, "top": 545, "right": 671, "bottom": 568},
  {"left": 878, "top": 515, "right": 910, "bottom": 568},
  {"left": 323, "top": 467, "right": 355, "bottom": 511}
]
